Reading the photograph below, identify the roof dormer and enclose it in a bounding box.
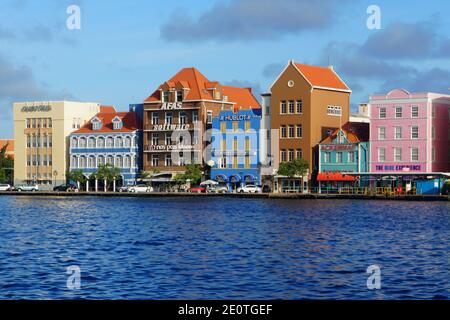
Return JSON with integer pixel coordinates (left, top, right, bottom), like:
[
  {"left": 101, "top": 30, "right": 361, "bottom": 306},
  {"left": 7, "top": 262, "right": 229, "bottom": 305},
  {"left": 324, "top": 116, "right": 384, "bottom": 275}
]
[
  {"left": 91, "top": 117, "right": 102, "bottom": 131},
  {"left": 112, "top": 116, "right": 123, "bottom": 130}
]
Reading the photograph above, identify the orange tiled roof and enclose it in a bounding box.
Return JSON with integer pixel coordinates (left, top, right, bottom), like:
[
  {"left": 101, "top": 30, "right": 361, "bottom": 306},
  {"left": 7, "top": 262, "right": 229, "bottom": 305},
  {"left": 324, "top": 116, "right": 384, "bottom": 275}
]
[
  {"left": 222, "top": 86, "right": 260, "bottom": 110},
  {"left": 73, "top": 111, "right": 141, "bottom": 134},
  {"left": 294, "top": 63, "right": 350, "bottom": 91},
  {"left": 320, "top": 122, "right": 369, "bottom": 144},
  {"left": 144, "top": 68, "right": 261, "bottom": 110},
  {"left": 100, "top": 105, "right": 116, "bottom": 113}
]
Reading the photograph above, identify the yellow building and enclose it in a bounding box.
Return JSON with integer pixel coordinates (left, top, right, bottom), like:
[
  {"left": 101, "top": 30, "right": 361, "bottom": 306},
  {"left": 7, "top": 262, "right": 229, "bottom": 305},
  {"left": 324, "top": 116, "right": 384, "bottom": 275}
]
[{"left": 13, "top": 101, "right": 101, "bottom": 189}]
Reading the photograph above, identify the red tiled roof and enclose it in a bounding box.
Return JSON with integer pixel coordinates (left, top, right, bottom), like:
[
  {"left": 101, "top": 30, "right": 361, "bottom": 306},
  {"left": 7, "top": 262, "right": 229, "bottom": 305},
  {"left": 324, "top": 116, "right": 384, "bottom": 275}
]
[
  {"left": 320, "top": 122, "right": 369, "bottom": 144},
  {"left": 144, "top": 68, "right": 260, "bottom": 110},
  {"left": 222, "top": 86, "right": 260, "bottom": 110},
  {"left": 100, "top": 105, "right": 116, "bottom": 113},
  {"left": 294, "top": 63, "right": 350, "bottom": 91},
  {"left": 73, "top": 111, "right": 141, "bottom": 134}
]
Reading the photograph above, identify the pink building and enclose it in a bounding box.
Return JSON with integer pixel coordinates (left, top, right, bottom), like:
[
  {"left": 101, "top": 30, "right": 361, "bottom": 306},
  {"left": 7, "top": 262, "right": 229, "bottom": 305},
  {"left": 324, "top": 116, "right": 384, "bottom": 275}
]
[{"left": 369, "top": 89, "right": 450, "bottom": 173}]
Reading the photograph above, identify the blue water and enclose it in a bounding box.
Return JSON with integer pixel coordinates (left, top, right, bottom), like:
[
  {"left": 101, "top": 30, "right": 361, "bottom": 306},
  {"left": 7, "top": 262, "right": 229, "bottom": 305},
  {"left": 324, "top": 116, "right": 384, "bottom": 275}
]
[{"left": 0, "top": 196, "right": 449, "bottom": 300}]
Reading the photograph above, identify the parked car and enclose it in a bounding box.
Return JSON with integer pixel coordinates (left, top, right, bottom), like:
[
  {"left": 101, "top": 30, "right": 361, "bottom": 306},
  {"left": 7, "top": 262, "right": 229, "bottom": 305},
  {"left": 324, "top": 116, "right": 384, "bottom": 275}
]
[
  {"left": 0, "top": 184, "right": 11, "bottom": 191},
  {"left": 118, "top": 186, "right": 130, "bottom": 193},
  {"left": 128, "top": 185, "right": 153, "bottom": 193},
  {"left": 208, "top": 185, "right": 229, "bottom": 194},
  {"left": 14, "top": 184, "right": 39, "bottom": 192},
  {"left": 190, "top": 186, "right": 206, "bottom": 194},
  {"left": 53, "top": 184, "right": 79, "bottom": 192},
  {"left": 237, "top": 185, "right": 262, "bottom": 194}
]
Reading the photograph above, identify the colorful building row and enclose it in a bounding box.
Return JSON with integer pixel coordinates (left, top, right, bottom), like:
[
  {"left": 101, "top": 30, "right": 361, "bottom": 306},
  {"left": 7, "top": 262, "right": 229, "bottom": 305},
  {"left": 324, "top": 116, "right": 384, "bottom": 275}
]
[{"left": 11, "top": 61, "right": 450, "bottom": 193}]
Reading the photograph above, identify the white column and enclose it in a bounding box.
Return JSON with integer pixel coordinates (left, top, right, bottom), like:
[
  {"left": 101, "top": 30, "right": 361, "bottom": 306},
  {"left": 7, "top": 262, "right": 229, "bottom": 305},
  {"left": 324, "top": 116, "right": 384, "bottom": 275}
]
[
  {"left": 86, "top": 180, "right": 89, "bottom": 192},
  {"left": 113, "top": 180, "right": 116, "bottom": 193},
  {"left": 104, "top": 180, "right": 107, "bottom": 192},
  {"left": 95, "top": 179, "right": 98, "bottom": 192}
]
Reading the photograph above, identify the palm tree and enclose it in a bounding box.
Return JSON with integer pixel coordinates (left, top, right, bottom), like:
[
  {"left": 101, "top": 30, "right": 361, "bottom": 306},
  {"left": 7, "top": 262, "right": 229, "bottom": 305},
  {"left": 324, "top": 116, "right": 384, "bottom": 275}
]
[
  {"left": 67, "top": 170, "right": 87, "bottom": 190},
  {"left": 97, "top": 164, "right": 121, "bottom": 192}
]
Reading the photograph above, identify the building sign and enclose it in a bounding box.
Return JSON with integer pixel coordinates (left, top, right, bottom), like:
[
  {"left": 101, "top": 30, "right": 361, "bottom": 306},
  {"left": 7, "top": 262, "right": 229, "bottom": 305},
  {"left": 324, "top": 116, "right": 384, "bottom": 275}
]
[
  {"left": 219, "top": 115, "right": 251, "bottom": 121},
  {"left": 375, "top": 164, "right": 422, "bottom": 172},
  {"left": 148, "top": 145, "right": 194, "bottom": 151},
  {"left": 321, "top": 144, "right": 355, "bottom": 152},
  {"left": 21, "top": 105, "right": 52, "bottom": 113},
  {"left": 161, "top": 102, "right": 183, "bottom": 110},
  {"left": 152, "top": 124, "right": 191, "bottom": 131}
]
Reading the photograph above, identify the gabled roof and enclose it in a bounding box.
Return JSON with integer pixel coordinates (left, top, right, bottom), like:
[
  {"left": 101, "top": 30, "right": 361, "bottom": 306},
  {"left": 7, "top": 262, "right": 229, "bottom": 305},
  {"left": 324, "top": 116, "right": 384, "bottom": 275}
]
[
  {"left": 320, "top": 122, "right": 369, "bottom": 144},
  {"left": 100, "top": 105, "right": 116, "bottom": 113},
  {"left": 144, "top": 67, "right": 260, "bottom": 110},
  {"left": 270, "top": 60, "right": 351, "bottom": 93},
  {"left": 73, "top": 111, "right": 141, "bottom": 134}
]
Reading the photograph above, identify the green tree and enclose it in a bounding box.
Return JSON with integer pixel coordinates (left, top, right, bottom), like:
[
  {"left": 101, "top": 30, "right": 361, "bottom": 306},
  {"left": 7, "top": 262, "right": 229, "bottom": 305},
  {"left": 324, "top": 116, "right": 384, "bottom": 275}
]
[
  {"left": 67, "top": 170, "right": 87, "bottom": 185},
  {"left": 183, "top": 164, "right": 203, "bottom": 185},
  {"left": 0, "top": 143, "right": 14, "bottom": 184},
  {"left": 277, "top": 159, "right": 309, "bottom": 192},
  {"left": 97, "top": 164, "right": 121, "bottom": 191}
]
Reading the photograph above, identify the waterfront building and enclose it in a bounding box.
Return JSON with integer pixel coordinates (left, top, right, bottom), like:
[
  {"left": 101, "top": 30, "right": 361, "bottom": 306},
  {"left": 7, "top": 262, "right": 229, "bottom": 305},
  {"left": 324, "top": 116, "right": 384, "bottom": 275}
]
[
  {"left": 369, "top": 89, "right": 450, "bottom": 174},
  {"left": 142, "top": 67, "right": 260, "bottom": 183},
  {"left": 210, "top": 108, "right": 262, "bottom": 191},
  {"left": 69, "top": 106, "right": 142, "bottom": 190},
  {"left": 0, "top": 140, "right": 14, "bottom": 159},
  {"left": 317, "top": 122, "right": 370, "bottom": 191},
  {"left": 266, "top": 60, "right": 351, "bottom": 192},
  {"left": 13, "top": 101, "right": 101, "bottom": 189}
]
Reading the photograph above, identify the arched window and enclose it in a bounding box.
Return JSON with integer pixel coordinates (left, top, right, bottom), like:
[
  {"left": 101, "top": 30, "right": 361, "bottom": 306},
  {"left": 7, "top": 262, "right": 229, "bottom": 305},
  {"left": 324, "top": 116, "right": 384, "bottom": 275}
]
[
  {"left": 79, "top": 138, "right": 87, "bottom": 148},
  {"left": 71, "top": 138, "right": 78, "bottom": 149},
  {"left": 97, "top": 137, "right": 105, "bottom": 148},
  {"left": 80, "top": 156, "right": 87, "bottom": 168},
  {"left": 88, "top": 137, "right": 96, "bottom": 148},
  {"left": 131, "top": 156, "right": 136, "bottom": 168},
  {"left": 71, "top": 156, "right": 78, "bottom": 168},
  {"left": 106, "top": 156, "right": 114, "bottom": 165},
  {"left": 124, "top": 156, "right": 131, "bottom": 168},
  {"left": 106, "top": 137, "right": 114, "bottom": 148},
  {"left": 115, "top": 156, "right": 123, "bottom": 168},
  {"left": 97, "top": 156, "right": 105, "bottom": 166},
  {"left": 116, "top": 137, "right": 123, "bottom": 148},
  {"left": 88, "top": 156, "right": 96, "bottom": 168},
  {"left": 124, "top": 136, "right": 131, "bottom": 148}
]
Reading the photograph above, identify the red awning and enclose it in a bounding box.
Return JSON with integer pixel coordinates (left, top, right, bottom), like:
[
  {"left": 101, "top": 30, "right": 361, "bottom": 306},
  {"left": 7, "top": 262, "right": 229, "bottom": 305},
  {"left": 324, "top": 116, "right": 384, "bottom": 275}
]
[{"left": 317, "top": 173, "right": 356, "bottom": 182}]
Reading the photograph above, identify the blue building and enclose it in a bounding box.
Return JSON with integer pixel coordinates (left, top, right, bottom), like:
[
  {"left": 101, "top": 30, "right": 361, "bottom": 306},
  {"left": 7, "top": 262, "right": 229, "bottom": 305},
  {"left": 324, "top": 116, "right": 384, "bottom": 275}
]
[
  {"left": 210, "top": 108, "right": 262, "bottom": 191},
  {"left": 317, "top": 122, "right": 369, "bottom": 191},
  {"left": 69, "top": 106, "right": 142, "bottom": 191}
]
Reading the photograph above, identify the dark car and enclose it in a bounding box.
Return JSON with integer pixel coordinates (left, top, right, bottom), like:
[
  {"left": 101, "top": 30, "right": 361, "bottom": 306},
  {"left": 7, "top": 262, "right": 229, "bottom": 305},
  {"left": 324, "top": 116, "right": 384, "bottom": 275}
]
[{"left": 53, "top": 184, "right": 79, "bottom": 192}]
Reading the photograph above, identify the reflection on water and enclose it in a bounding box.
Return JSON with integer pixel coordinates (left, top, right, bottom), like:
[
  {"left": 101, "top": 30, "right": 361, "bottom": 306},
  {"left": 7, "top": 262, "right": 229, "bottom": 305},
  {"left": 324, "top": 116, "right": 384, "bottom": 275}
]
[{"left": 0, "top": 196, "right": 449, "bottom": 299}]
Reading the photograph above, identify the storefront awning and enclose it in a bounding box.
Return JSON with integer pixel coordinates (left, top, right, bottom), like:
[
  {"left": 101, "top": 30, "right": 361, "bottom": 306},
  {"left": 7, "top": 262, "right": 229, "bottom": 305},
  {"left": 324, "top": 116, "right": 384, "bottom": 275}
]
[{"left": 317, "top": 173, "right": 356, "bottom": 182}]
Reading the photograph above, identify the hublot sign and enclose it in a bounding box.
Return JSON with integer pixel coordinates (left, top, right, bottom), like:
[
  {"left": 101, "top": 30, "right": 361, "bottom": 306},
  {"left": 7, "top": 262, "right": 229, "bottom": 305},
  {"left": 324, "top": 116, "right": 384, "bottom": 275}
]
[{"left": 21, "top": 105, "right": 52, "bottom": 113}]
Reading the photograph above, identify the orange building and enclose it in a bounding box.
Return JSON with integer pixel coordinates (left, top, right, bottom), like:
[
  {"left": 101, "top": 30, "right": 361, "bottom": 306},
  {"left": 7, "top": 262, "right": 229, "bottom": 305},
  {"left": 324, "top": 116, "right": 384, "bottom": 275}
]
[
  {"left": 0, "top": 140, "right": 14, "bottom": 159},
  {"left": 265, "top": 60, "right": 351, "bottom": 191},
  {"left": 142, "top": 67, "right": 260, "bottom": 182}
]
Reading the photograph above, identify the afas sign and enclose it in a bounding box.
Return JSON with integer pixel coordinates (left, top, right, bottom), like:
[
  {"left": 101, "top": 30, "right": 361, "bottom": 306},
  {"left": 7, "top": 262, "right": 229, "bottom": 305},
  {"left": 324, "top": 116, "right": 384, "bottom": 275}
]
[{"left": 161, "top": 102, "right": 183, "bottom": 110}]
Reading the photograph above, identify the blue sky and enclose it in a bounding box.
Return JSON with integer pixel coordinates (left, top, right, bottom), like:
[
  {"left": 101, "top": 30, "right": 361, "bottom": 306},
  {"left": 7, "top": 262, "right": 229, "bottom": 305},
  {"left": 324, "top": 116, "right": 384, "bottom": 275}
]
[{"left": 1, "top": 0, "right": 450, "bottom": 138}]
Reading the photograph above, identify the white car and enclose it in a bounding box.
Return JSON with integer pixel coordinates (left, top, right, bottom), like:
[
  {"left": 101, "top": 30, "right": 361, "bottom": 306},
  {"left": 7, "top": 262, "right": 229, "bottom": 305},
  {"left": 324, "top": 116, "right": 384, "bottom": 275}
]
[
  {"left": 14, "top": 184, "right": 39, "bottom": 192},
  {"left": 237, "top": 185, "right": 262, "bottom": 194},
  {"left": 209, "top": 185, "right": 229, "bottom": 194},
  {"left": 0, "top": 184, "right": 11, "bottom": 191},
  {"left": 128, "top": 185, "right": 153, "bottom": 193}
]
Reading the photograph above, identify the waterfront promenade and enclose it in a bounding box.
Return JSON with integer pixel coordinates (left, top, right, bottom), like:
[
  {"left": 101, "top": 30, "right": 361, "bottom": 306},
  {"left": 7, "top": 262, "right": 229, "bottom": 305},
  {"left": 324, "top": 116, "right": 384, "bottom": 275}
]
[{"left": 0, "top": 191, "right": 448, "bottom": 201}]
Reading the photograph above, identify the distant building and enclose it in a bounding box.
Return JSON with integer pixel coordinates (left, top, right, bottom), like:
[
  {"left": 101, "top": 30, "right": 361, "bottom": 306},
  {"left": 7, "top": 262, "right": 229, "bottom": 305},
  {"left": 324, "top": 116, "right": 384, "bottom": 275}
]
[
  {"left": 0, "top": 140, "right": 14, "bottom": 159},
  {"left": 210, "top": 108, "right": 262, "bottom": 191},
  {"left": 317, "top": 122, "right": 370, "bottom": 191},
  {"left": 69, "top": 106, "right": 142, "bottom": 190},
  {"left": 350, "top": 103, "right": 370, "bottom": 123},
  {"left": 369, "top": 89, "right": 450, "bottom": 174},
  {"left": 13, "top": 101, "right": 101, "bottom": 189}
]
